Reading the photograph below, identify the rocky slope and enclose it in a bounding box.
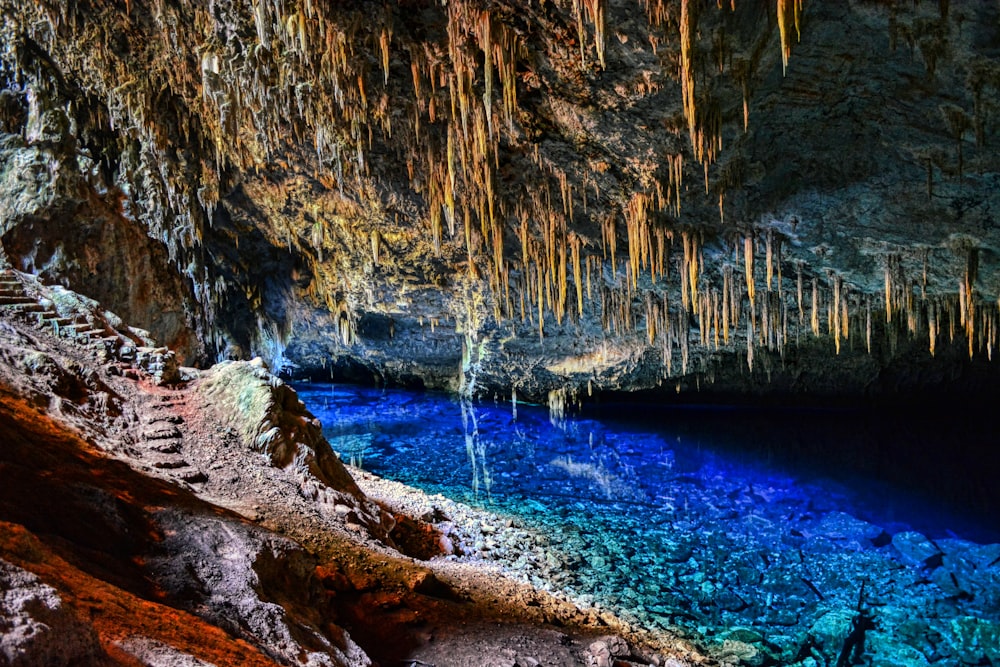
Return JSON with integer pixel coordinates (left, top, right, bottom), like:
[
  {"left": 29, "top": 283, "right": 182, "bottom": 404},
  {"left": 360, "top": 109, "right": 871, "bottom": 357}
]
[
  {"left": 1, "top": 1, "right": 999, "bottom": 403},
  {"left": 0, "top": 274, "right": 707, "bottom": 666}
]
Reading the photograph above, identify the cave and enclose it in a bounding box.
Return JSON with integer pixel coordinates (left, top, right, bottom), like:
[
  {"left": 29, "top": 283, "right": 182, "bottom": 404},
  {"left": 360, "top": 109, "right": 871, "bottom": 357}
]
[{"left": 1, "top": 1, "right": 999, "bottom": 665}]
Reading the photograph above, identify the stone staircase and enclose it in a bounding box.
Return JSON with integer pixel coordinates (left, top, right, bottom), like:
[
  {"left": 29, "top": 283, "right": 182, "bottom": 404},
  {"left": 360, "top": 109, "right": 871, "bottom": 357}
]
[
  {"left": 140, "top": 393, "right": 207, "bottom": 486},
  {"left": 0, "top": 271, "right": 47, "bottom": 314},
  {"left": 0, "top": 269, "right": 179, "bottom": 383}
]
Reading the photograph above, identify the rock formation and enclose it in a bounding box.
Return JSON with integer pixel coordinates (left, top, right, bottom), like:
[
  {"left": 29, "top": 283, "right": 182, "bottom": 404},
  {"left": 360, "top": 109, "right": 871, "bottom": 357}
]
[
  {"left": 1, "top": 1, "right": 998, "bottom": 403},
  {"left": 2, "top": 2, "right": 1000, "bottom": 663}
]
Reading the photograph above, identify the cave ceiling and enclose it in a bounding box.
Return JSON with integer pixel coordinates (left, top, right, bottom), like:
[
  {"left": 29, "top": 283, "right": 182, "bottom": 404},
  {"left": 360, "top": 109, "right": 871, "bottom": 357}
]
[{"left": 1, "top": 0, "right": 999, "bottom": 402}]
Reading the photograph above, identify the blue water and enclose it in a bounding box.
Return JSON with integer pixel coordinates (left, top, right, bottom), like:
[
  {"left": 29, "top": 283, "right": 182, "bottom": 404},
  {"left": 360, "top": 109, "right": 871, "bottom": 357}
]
[{"left": 296, "top": 383, "right": 1000, "bottom": 665}]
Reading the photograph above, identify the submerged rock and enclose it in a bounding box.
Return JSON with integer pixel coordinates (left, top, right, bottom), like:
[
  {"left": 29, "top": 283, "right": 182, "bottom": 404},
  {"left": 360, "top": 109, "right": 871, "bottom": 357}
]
[{"left": 892, "top": 532, "right": 941, "bottom": 566}]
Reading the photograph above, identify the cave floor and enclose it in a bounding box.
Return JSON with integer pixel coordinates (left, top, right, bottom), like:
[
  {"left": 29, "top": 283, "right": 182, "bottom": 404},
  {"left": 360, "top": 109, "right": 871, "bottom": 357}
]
[{"left": 0, "top": 310, "right": 703, "bottom": 666}]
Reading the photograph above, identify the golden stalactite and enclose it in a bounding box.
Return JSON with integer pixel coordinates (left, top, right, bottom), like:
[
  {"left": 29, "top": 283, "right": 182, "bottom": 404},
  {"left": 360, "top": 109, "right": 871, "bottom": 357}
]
[
  {"left": 572, "top": 0, "right": 607, "bottom": 68},
  {"left": 810, "top": 277, "right": 819, "bottom": 336},
  {"left": 583, "top": 0, "right": 607, "bottom": 68},
  {"left": 831, "top": 272, "right": 842, "bottom": 354},
  {"left": 379, "top": 25, "right": 391, "bottom": 85},
  {"left": 743, "top": 234, "right": 755, "bottom": 308},
  {"left": 682, "top": 230, "right": 700, "bottom": 313},
  {"left": 866, "top": 298, "right": 873, "bottom": 354},
  {"left": 777, "top": 0, "right": 803, "bottom": 75},
  {"left": 680, "top": 0, "right": 698, "bottom": 162},
  {"left": 570, "top": 233, "right": 584, "bottom": 317}
]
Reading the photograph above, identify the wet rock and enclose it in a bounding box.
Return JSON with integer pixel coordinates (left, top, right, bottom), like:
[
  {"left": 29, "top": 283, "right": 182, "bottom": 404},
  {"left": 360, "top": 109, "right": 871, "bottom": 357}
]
[
  {"left": 949, "top": 617, "right": 1000, "bottom": 665},
  {"left": 712, "top": 639, "right": 764, "bottom": 667},
  {"left": 892, "top": 532, "right": 941, "bottom": 566},
  {"left": 865, "top": 632, "right": 930, "bottom": 667},
  {"left": 814, "top": 512, "right": 883, "bottom": 547},
  {"left": 807, "top": 609, "right": 855, "bottom": 655},
  {"left": 660, "top": 541, "right": 695, "bottom": 563}
]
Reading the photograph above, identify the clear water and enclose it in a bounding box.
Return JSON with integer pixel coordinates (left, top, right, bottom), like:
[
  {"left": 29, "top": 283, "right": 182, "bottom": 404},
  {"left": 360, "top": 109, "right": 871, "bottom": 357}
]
[{"left": 296, "top": 382, "right": 1000, "bottom": 666}]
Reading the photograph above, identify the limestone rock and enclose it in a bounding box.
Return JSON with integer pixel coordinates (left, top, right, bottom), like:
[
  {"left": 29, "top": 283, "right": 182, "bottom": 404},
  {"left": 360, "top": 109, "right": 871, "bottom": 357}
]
[{"left": 0, "top": 558, "right": 106, "bottom": 666}]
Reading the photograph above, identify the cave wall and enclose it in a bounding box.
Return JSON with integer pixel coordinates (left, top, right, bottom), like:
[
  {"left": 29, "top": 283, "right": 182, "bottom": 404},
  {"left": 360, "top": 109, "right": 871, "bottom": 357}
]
[{"left": 1, "top": 0, "right": 999, "bottom": 401}]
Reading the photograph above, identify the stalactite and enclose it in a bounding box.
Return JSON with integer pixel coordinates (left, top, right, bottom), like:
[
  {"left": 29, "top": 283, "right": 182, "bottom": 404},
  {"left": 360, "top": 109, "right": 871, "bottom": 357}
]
[
  {"left": 680, "top": 0, "right": 698, "bottom": 158},
  {"left": 683, "top": 231, "right": 700, "bottom": 313},
  {"left": 478, "top": 10, "right": 493, "bottom": 132},
  {"left": 928, "top": 298, "right": 937, "bottom": 356},
  {"left": 811, "top": 277, "right": 819, "bottom": 336},
  {"left": 698, "top": 288, "right": 708, "bottom": 347},
  {"left": 571, "top": 233, "right": 584, "bottom": 317},
  {"left": 667, "top": 153, "right": 683, "bottom": 216},
  {"left": 744, "top": 234, "right": 755, "bottom": 309},
  {"left": 832, "top": 273, "right": 842, "bottom": 354},
  {"left": 865, "top": 298, "right": 872, "bottom": 354},
  {"left": 777, "top": 0, "right": 803, "bottom": 75},
  {"left": 680, "top": 310, "right": 690, "bottom": 374},
  {"left": 722, "top": 264, "right": 732, "bottom": 344},
  {"left": 646, "top": 293, "right": 657, "bottom": 345},
  {"left": 733, "top": 57, "right": 751, "bottom": 131},
  {"left": 557, "top": 233, "right": 568, "bottom": 325},
  {"left": 583, "top": 0, "right": 607, "bottom": 68},
  {"left": 765, "top": 230, "right": 774, "bottom": 292},
  {"left": 602, "top": 212, "right": 618, "bottom": 277},
  {"left": 379, "top": 24, "right": 391, "bottom": 86},
  {"left": 884, "top": 254, "right": 896, "bottom": 323}
]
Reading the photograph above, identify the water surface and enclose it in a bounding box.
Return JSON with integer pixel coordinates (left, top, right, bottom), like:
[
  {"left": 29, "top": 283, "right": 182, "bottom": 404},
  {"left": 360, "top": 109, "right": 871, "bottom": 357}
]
[{"left": 296, "top": 382, "right": 1000, "bottom": 666}]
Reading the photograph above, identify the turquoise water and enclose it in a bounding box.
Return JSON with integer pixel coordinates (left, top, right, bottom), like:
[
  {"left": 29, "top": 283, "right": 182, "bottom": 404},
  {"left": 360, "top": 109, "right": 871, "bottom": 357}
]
[{"left": 295, "top": 383, "right": 1000, "bottom": 666}]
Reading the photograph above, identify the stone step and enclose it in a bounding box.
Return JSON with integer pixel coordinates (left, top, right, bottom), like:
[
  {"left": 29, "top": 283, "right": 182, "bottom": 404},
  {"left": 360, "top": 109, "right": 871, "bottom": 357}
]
[
  {"left": 0, "top": 288, "right": 26, "bottom": 298},
  {"left": 82, "top": 329, "right": 108, "bottom": 338},
  {"left": 6, "top": 303, "right": 46, "bottom": 313},
  {"left": 177, "top": 469, "right": 208, "bottom": 484},
  {"left": 146, "top": 414, "right": 184, "bottom": 425},
  {"left": 151, "top": 457, "right": 190, "bottom": 470},
  {"left": 150, "top": 440, "right": 181, "bottom": 454},
  {"left": 43, "top": 317, "right": 75, "bottom": 327},
  {"left": 144, "top": 426, "right": 182, "bottom": 440},
  {"left": 0, "top": 296, "right": 34, "bottom": 305}
]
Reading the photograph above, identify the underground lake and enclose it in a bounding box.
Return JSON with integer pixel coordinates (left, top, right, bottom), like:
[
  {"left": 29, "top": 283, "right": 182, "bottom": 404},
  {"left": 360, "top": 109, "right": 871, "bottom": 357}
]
[{"left": 296, "top": 382, "right": 1000, "bottom": 666}]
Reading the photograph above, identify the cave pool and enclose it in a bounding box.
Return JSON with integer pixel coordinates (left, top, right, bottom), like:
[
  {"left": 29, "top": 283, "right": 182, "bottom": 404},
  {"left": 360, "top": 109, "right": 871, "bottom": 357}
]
[{"left": 296, "top": 382, "right": 1000, "bottom": 666}]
